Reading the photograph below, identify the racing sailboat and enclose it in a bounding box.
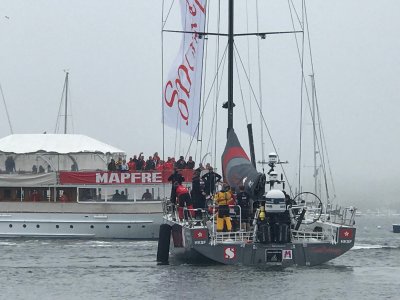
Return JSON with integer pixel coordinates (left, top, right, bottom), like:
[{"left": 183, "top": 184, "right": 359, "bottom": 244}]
[{"left": 157, "top": 0, "right": 356, "bottom": 266}]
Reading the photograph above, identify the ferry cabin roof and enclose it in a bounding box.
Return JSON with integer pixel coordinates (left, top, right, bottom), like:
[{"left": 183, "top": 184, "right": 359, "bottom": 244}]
[{"left": 0, "top": 134, "right": 125, "bottom": 172}]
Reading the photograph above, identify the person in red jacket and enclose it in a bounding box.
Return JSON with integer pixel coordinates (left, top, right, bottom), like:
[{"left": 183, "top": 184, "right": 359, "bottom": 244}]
[
  {"left": 175, "top": 183, "right": 194, "bottom": 220},
  {"left": 127, "top": 158, "right": 136, "bottom": 171}
]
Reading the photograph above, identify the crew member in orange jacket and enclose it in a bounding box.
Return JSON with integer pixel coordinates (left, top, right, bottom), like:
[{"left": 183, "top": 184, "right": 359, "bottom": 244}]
[{"left": 214, "top": 184, "right": 233, "bottom": 231}]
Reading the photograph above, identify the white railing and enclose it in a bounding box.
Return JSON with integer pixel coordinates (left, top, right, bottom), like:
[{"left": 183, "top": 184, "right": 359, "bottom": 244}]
[
  {"left": 211, "top": 230, "right": 254, "bottom": 245},
  {"left": 291, "top": 230, "right": 327, "bottom": 241},
  {"left": 320, "top": 207, "right": 356, "bottom": 226}
]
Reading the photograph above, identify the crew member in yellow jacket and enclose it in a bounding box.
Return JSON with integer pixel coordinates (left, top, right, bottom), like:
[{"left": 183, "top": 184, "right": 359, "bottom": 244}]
[{"left": 214, "top": 184, "right": 233, "bottom": 231}]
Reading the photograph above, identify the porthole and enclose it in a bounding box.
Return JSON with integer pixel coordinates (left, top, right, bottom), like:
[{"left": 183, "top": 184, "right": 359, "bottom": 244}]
[
  {"left": 106, "top": 225, "right": 109, "bottom": 229},
  {"left": 70, "top": 225, "right": 73, "bottom": 229},
  {"left": 127, "top": 225, "right": 131, "bottom": 229},
  {"left": 36, "top": 225, "right": 40, "bottom": 228},
  {"left": 56, "top": 225, "right": 59, "bottom": 229},
  {"left": 90, "top": 225, "right": 94, "bottom": 229},
  {"left": 142, "top": 225, "right": 146, "bottom": 228},
  {"left": 9, "top": 224, "right": 12, "bottom": 228},
  {"left": 23, "top": 224, "right": 26, "bottom": 228}
]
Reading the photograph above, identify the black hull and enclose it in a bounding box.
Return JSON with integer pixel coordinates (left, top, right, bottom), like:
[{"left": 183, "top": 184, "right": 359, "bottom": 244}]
[{"left": 167, "top": 222, "right": 356, "bottom": 267}]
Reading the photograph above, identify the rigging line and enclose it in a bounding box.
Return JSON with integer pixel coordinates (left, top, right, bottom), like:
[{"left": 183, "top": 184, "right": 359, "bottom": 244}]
[
  {"left": 233, "top": 49, "right": 249, "bottom": 124},
  {"left": 173, "top": 0, "right": 190, "bottom": 158},
  {"left": 256, "top": 0, "right": 265, "bottom": 166},
  {"left": 198, "top": 0, "right": 211, "bottom": 165},
  {"left": 306, "top": 74, "right": 330, "bottom": 200},
  {"left": 208, "top": 43, "right": 227, "bottom": 168},
  {"left": 288, "top": 0, "right": 307, "bottom": 192},
  {"left": 245, "top": 0, "right": 253, "bottom": 122},
  {"left": 299, "top": 74, "right": 330, "bottom": 200},
  {"left": 234, "top": 44, "right": 294, "bottom": 196},
  {"left": 162, "top": 0, "right": 176, "bottom": 30},
  {"left": 173, "top": 105, "right": 179, "bottom": 158},
  {"left": 54, "top": 75, "right": 67, "bottom": 133},
  {"left": 289, "top": 0, "right": 302, "bottom": 27},
  {"left": 161, "top": 0, "right": 166, "bottom": 164},
  {"left": 213, "top": 0, "right": 222, "bottom": 169},
  {"left": 290, "top": 1, "right": 332, "bottom": 200},
  {"left": 315, "top": 94, "right": 336, "bottom": 199},
  {"left": 192, "top": 44, "right": 229, "bottom": 135},
  {"left": 0, "top": 82, "right": 13, "bottom": 134},
  {"left": 181, "top": 44, "right": 229, "bottom": 165},
  {"left": 297, "top": 0, "right": 306, "bottom": 195},
  {"left": 304, "top": 2, "right": 316, "bottom": 79},
  {"left": 299, "top": 20, "right": 332, "bottom": 201},
  {"left": 68, "top": 79, "right": 74, "bottom": 134},
  {"left": 209, "top": 60, "right": 228, "bottom": 157},
  {"left": 303, "top": 1, "right": 335, "bottom": 199}
]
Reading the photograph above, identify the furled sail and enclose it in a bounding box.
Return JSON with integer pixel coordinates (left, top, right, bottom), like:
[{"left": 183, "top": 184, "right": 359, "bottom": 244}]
[
  {"left": 162, "top": 0, "right": 207, "bottom": 136},
  {"left": 222, "top": 129, "right": 266, "bottom": 198}
]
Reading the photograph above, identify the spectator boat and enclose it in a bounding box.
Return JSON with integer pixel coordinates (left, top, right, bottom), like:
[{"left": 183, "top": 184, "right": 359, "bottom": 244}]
[{"left": 0, "top": 133, "right": 192, "bottom": 239}]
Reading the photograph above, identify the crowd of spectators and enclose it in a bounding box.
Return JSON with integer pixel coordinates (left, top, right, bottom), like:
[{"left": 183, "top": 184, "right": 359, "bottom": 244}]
[{"left": 107, "top": 152, "right": 197, "bottom": 172}]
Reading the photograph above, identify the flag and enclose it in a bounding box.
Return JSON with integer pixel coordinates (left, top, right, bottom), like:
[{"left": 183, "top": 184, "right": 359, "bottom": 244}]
[
  {"left": 193, "top": 229, "right": 207, "bottom": 240},
  {"left": 339, "top": 228, "right": 354, "bottom": 239},
  {"left": 163, "top": 0, "right": 207, "bottom": 136}
]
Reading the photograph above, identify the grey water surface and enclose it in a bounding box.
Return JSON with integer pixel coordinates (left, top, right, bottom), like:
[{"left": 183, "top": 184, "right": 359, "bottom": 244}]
[{"left": 0, "top": 215, "right": 399, "bottom": 300}]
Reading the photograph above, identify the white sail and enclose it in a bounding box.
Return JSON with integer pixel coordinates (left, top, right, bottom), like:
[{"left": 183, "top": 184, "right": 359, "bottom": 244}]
[{"left": 162, "top": 0, "right": 206, "bottom": 136}]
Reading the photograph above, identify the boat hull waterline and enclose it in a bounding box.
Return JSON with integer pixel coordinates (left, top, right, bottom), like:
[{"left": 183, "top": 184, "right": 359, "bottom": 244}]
[
  {"left": 0, "top": 202, "right": 162, "bottom": 239},
  {"left": 166, "top": 221, "right": 356, "bottom": 266}
]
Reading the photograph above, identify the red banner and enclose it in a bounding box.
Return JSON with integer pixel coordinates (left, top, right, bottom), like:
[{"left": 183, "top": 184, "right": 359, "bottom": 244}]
[{"left": 59, "top": 170, "right": 194, "bottom": 185}]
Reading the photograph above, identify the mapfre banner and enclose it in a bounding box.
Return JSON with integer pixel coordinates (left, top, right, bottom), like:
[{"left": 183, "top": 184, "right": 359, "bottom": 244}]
[
  {"left": 163, "top": 0, "right": 206, "bottom": 136},
  {"left": 59, "top": 170, "right": 193, "bottom": 185}
]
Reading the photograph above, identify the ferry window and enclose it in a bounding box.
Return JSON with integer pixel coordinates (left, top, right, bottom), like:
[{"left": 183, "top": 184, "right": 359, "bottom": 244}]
[
  {"left": 78, "top": 188, "right": 99, "bottom": 202},
  {"left": 137, "top": 186, "right": 169, "bottom": 201},
  {"left": 104, "top": 187, "right": 134, "bottom": 202},
  {"left": 9, "top": 224, "right": 12, "bottom": 228},
  {"left": 36, "top": 225, "right": 40, "bottom": 228},
  {"left": 70, "top": 225, "right": 73, "bottom": 229},
  {"left": 23, "top": 224, "right": 26, "bottom": 228},
  {"left": 90, "top": 225, "right": 94, "bottom": 229},
  {"left": 56, "top": 225, "right": 59, "bottom": 228},
  {"left": 4, "top": 189, "right": 11, "bottom": 200},
  {"left": 106, "top": 225, "right": 109, "bottom": 229}
]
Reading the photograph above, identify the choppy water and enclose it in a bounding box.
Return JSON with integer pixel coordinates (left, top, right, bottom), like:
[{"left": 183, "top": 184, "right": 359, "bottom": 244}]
[{"left": 1, "top": 215, "right": 399, "bottom": 300}]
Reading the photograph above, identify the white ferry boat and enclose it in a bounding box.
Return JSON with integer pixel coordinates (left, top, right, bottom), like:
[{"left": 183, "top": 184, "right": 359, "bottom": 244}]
[{"left": 0, "top": 134, "right": 192, "bottom": 239}]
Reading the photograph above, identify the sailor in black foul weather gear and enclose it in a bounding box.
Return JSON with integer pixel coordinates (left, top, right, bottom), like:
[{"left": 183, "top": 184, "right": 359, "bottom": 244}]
[
  {"left": 201, "top": 167, "right": 221, "bottom": 196},
  {"left": 236, "top": 185, "right": 252, "bottom": 231},
  {"left": 168, "top": 168, "right": 184, "bottom": 204}
]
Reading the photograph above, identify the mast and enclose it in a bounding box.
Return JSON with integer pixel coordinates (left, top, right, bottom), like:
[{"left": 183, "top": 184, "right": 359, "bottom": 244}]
[
  {"left": 64, "top": 71, "right": 69, "bottom": 134},
  {"left": 227, "top": 0, "right": 234, "bottom": 131}
]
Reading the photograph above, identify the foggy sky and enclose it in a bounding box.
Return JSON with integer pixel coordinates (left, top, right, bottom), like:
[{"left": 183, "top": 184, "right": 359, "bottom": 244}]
[{"left": 0, "top": 0, "right": 399, "bottom": 210}]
